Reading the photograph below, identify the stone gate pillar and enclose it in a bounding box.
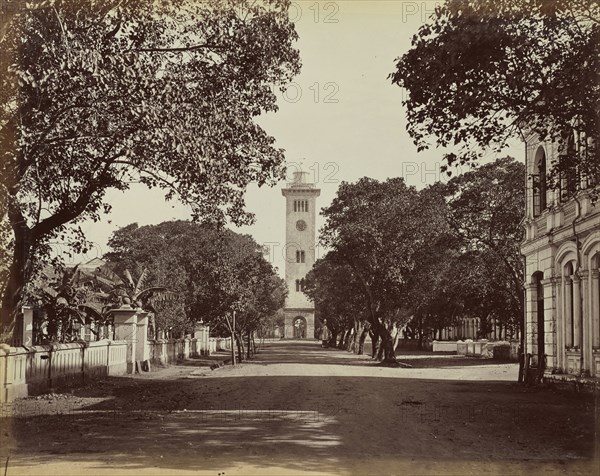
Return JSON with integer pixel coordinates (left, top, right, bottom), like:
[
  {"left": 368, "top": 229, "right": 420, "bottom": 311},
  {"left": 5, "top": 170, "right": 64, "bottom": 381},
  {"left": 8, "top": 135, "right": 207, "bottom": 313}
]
[
  {"left": 135, "top": 311, "right": 150, "bottom": 365},
  {"left": 21, "top": 306, "right": 34, "bottom": 346},
  {"left": 112, "top": 307, "right": 138, "bottom": 374},
  {"left": 193, "top": 322, "right": 206, "bottom": 355}
]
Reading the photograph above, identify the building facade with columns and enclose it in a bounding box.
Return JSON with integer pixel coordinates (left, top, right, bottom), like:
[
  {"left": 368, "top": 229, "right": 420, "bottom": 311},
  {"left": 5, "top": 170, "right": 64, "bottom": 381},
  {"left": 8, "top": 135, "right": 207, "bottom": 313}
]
[
  {"left": 521, "top": 133, "right": 600, "bottom": 378},
  {"left": 281, "top": 171, "right": 320, "bottom": 339}
]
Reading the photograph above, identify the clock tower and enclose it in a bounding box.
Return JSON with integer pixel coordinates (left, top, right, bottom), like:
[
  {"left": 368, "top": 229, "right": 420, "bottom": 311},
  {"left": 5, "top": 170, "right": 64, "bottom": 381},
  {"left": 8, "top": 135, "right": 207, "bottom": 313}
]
[{"left": 281, "top": 170, "right": 320, "bottom": 339}]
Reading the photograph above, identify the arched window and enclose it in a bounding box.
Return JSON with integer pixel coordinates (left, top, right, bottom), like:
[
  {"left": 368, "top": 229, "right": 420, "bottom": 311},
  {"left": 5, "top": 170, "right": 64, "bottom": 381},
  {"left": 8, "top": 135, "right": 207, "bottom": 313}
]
[
  {"left": 293, "top": 200, "right": 308, "bottom": 212},
  {"left": 532, "top": 146, "right": 547, "bottom": 216}
]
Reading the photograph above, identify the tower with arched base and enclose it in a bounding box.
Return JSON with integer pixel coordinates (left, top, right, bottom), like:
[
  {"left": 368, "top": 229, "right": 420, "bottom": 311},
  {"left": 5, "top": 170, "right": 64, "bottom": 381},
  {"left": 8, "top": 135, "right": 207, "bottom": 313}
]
[{"left": 281, "top": 171, "right": 320, "bottom": 339}]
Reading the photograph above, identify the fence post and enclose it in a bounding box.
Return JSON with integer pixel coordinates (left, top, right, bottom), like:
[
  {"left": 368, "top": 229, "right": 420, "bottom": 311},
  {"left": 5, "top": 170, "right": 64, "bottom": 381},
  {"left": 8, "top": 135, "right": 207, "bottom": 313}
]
[
  {"left": 112, "top": 307, "right": 138, "bottom": 374},
  {"left": 0, "top": 344, "right": 9, "bottom": 403},
  {"left": 135, "top": 311, "right": 150, "bottom": 368},
  {"left": 22, "top": 306, "right": 34, "bottom": 346}
]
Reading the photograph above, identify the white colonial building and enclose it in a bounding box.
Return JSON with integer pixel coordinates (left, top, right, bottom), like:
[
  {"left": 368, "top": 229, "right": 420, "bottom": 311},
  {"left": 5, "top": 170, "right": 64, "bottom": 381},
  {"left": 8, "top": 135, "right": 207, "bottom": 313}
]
[{"left": 521, "top": 133, "right": 600, "bottom": 379}]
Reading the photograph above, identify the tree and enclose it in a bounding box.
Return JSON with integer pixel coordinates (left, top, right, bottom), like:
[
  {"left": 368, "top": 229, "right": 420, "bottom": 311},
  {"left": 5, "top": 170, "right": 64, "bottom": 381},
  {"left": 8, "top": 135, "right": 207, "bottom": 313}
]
[
  {"left": 400, "top": 159, "right": 525, "bottom": 348},
  {"left": 0, "top": 0, "right": 300, "bottom": 330},
  {"left": 104, "top": 220, "right": 286, "bottom": 349},
  {"left": 231, "top": 261, "right": 287, "bottom": 360},
  {"left": 304, "top": 253, "right": 368, "bottom": 351},
  {"left": 391, "top": 0, "right": 599, "bottom": 191},
  {"left": 320, "top": 178, "right": 450, "bottom": 364},
  {"left": 401, "top": 224, "right": 461, "bottom": 349},
  {"left": 443, "top": 157, "right": 525, "bottom": 338}
]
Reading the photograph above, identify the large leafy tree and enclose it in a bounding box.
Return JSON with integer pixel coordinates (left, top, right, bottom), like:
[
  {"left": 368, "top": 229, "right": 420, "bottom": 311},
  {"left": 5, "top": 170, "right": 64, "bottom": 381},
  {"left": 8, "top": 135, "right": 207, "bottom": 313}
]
[
  {"left": 304, "top": 253, "right": 368, "bottom": 350},
  {"left": 105, "top": 221, "right": 286, "bottom": 346},
  {"left": 391, "top": 0, "right": 599, "bottom": 188},
  {"left": 320, "top": 178, "right": 450, "bottom": 364},
  {"left": 443, "top": 157, "right": 525, "bottom": 334},
  {"left": 0, "top": 0, "right": 300, "bottom": 329},
  {"left": 400, "top": 159, "right": 525, "bottom": 351}
]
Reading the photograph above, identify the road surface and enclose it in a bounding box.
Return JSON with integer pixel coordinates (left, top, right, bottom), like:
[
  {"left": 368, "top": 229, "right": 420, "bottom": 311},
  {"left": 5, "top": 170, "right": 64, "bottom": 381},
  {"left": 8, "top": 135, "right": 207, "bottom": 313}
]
[{"left": 1, "top": 340, "right": 597, "bottom": 475}]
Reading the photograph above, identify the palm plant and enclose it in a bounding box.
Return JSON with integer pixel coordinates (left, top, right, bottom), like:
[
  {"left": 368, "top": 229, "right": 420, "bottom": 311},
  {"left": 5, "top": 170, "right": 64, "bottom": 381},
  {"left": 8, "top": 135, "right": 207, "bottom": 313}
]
[
  {"left": 34, "top": 265, "right": 112, "bottom": 342},
  {"left": 92, "top": 264, "right": 177, "bottom": 311}
]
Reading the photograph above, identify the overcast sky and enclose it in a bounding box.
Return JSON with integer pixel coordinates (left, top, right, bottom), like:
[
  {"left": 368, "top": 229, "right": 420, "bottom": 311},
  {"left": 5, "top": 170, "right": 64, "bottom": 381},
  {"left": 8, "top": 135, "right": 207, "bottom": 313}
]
[{"left": 72, "top": 1, "right": 521, "bottom": 276}]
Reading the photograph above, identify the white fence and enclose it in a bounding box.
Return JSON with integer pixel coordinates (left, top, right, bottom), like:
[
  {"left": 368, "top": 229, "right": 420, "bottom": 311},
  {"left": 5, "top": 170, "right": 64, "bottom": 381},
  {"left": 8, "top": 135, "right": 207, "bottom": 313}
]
[
  {"left": 0, "top": 336, "right": 233, "bottom": 403},
  {"left": 148, "top": 337, "right": 230, "bottom": 365},
  {"left": 0, "top": 340, "right": 128, "bottom": 403}
]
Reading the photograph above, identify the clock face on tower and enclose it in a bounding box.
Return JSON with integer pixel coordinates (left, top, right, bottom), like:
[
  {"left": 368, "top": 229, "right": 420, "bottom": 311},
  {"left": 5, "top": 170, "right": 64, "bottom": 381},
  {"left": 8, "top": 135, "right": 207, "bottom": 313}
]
[{"left": 296, "top": 219, "right": 307, "bottom": 231}]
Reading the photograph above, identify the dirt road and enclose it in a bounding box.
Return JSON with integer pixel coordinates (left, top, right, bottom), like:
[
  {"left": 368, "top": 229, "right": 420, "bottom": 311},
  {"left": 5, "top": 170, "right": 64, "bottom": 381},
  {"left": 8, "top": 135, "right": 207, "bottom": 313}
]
[{"left": 1, "top": 340, "right": 597, "bottom": 475}]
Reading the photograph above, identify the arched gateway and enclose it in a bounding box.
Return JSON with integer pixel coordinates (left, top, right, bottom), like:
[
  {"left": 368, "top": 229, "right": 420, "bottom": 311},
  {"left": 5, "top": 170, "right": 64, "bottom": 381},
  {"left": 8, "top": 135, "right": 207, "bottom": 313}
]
[{"left": 293, "top": 316, "right": 307, "bottom": 339}]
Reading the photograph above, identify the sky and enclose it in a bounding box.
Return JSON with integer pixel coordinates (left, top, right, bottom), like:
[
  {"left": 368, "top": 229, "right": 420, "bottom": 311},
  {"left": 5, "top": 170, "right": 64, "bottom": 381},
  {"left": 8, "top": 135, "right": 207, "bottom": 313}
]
[{"left": 71, "top": 1, "right": 522, "bottom": 277}]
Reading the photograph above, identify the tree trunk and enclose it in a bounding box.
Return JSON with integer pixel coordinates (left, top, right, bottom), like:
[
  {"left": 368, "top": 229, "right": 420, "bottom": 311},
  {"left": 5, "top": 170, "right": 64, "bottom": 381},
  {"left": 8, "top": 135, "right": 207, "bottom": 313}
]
[
  {"left": 376, "top": 340, "right": 384, "bottom": 361},
  {"left": 329, "top": 330, "right": 338, "bottom": 348},
  {"left": 391, "top": 323, "right": 400, "bottom": 352},
  {"left": 372, "top": 319, "right": 396, "bottom": 363},
  {"left": 357, "top": 326, "right": 368, "bottom": 355},
  {"left": 352, "top": 320, "right": 364, "bottom": 353},
  {"left": 346, "top": 327, "right": 355, "bottom": 351},
  {"left": 370, "top": 329, "right": 379, "bottom": 359},
  {"left": 1, "top": 220, "right": 32, "bottom": 332},
  {"left": 340, "top": 327, "right": 351, "bottom": 349},
  {"left": 235, "top": 333, "right": 244, "bottom": 363}
]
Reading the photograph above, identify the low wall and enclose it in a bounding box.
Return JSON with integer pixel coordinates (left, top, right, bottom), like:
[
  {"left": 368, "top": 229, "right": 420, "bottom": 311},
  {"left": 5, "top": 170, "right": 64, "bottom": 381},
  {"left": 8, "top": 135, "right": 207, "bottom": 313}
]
[
  {"left": 432, "top": 341, "right": 458, "bottom": 353},
  {"left": 438, "top": 339, "right": 520, "bottom": 361},
  {"left": 0, "top": 340, "right": 128, "bottom": 403},
  {"left": 148, "top": 337, "right": 230, "bottom": 366},
  {"left": 396, "top": 339, "right": 433, "bottom": 351}
]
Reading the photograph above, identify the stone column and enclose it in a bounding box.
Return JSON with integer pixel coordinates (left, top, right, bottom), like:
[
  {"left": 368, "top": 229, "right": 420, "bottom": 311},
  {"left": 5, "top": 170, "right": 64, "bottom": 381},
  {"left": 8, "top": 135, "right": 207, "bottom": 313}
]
[
  {"left": 556, "top": 275, "right": 566, "bottom": 372},
  {"left": 525, "top": 283, "right": 537, "bottom": 357},
  {"left": 194, "top": 322, "right": 205, "bottom": 355},
  {"left": 542, "top": 278, "right": 556, "bottom": 370},
  {"left": 573, "top": 275, "right": 582, "bottom": 348},
  {"left": 112, "top": 307, "right": 138, "bottom": 374},
  {"left": 592, "top": 270, "right": 600, "bottom": 349},
  {"left": 0, "top": 344, "right": 10, "bottom": 403},
  {"left": 135, "top": 311, "right": 150, "bottom": 366},
  {"left": 581, "top": 270, "right": 592, "bottom": 375},
  {"left": 21, "top": 306, "right": 34, "bottom": 346},
  {"left": 287, "top": 314, "right": 296, "bottom": 339},
  {"left": 306, "top": 314, "right": 315, "bottom": 340}
]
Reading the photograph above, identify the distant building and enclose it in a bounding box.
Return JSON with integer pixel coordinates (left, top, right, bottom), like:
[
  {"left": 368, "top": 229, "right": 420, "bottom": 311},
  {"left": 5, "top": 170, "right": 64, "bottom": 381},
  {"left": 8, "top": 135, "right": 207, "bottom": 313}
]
[
  {"left": 72, "top": 257, "right": 106, "bottom": 271},
  {"left": 521, "top": 133, "right": 600, "bottom": 378},
  {"left": 281, "top": 171, "right": 320, "bottom": 339}
]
